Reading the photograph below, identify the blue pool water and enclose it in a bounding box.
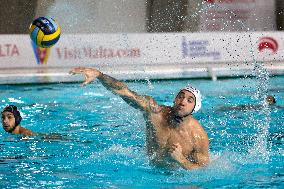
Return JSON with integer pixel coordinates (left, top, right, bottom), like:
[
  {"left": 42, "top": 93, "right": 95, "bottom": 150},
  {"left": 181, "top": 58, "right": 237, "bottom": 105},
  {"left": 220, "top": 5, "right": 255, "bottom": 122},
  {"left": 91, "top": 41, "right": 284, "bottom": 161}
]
[{"left": 0, "top": 76, "right": 283, "bottom": 188}]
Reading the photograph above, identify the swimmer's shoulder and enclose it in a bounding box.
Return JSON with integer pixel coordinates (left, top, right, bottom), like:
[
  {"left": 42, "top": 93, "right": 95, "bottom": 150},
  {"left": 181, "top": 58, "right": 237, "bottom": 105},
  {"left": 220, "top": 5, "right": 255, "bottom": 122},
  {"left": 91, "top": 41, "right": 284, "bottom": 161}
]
[
  {"left": 189, "top": 117, "right": 208, "bottom": 137},
  {"left": 148, "top": 97, "right": 170, "bottom": 114},
  {"left": 160, "top": 105, "right": 173, "bottom": 114},
  {"left": 19, "top": 126, "right": 35, "bottom": 136},
  {"left": 190, "top": 116, "right": 201, "bottom": 126},
  {"left": 189, "top": 121, "right": 209, "bottom": 149}
]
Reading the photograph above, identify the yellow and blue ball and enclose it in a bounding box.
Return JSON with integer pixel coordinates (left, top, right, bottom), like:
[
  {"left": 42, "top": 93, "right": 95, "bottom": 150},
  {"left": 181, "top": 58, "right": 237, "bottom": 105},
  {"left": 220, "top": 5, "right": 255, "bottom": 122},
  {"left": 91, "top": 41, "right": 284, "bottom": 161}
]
[{"left": 29, "top": 17, "right": 61, "bottom": 48}]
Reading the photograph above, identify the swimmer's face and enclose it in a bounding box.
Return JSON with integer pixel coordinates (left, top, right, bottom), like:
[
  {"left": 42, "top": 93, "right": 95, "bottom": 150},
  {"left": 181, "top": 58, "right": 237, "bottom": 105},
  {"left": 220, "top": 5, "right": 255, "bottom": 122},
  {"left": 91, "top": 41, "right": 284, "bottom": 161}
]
[
  {"left": 173, "top": 90, "right": 196, "bottom": 117},
  {"left": 1, "top": 112, "right": 16, "bottom": 133}
]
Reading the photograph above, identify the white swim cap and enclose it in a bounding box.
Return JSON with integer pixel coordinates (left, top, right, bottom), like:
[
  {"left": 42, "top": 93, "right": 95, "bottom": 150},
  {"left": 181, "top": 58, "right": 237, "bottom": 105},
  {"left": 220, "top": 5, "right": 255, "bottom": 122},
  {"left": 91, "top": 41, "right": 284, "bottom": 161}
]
[{"left": 180, "top": 85, "right": 202, "bottom": 113}]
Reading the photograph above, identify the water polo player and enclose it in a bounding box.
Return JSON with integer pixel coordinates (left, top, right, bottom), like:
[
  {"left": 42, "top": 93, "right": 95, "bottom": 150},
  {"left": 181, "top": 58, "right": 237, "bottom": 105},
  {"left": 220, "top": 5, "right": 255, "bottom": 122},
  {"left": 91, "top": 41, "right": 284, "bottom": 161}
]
[
  {"left": 70, "top": 67, "right": 209, "bottom": 170},
  {"left": 1, "top": 105, "right": 34, "bottom": 136}
]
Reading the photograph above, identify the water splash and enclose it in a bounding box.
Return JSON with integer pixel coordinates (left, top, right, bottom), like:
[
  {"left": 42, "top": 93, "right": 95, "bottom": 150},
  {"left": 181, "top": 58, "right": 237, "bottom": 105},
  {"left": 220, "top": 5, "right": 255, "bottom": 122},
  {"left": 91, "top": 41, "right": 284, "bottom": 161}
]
[
  {"left": 248, "top": 60, "right": 271, "bottom": 163},
  {"left": 203, "top": 1, "right": 272, "bottom": 163}
]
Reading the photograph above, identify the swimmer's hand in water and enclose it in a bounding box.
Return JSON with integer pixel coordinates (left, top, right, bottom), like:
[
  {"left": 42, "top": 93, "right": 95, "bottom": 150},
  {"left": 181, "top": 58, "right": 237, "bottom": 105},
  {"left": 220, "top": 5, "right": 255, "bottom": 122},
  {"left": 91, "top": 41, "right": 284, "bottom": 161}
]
[{"left": 69, "top": 67, "right": 102, "bottom": 86}]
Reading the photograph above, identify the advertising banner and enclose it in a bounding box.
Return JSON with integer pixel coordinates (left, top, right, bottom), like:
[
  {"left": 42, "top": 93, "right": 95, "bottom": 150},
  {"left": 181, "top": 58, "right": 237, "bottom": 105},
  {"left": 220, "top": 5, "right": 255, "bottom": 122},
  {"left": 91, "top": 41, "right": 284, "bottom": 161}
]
[{"left": 0, "top": 32, "right": 283, "bottom": 69}]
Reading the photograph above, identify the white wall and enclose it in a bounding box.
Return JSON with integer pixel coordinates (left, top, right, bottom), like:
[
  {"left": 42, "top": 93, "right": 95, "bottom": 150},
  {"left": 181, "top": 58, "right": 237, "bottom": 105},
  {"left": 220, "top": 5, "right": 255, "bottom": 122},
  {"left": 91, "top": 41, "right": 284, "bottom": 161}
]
[{"left": 36, "top": 0, "right": 147, "bottom": 33}]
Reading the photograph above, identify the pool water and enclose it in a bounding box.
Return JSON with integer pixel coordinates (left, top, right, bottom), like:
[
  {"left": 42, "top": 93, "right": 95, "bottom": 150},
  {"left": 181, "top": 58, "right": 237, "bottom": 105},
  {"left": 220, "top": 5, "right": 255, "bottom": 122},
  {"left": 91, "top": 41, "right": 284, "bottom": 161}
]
[{"left": 0, "top": 76, "right": 283, "bottom": 188}]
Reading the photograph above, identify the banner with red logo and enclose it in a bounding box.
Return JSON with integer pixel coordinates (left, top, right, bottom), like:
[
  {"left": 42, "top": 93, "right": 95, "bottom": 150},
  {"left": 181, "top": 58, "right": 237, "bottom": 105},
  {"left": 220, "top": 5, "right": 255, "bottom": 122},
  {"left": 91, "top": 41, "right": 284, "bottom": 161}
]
[{"left": 0, "top": 32, "right": 283, "bottom": 70}]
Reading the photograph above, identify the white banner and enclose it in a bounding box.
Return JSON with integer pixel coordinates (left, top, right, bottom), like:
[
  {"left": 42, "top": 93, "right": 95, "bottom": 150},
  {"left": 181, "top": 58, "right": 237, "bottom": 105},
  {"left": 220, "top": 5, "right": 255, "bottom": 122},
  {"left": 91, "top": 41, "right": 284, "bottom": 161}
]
[{"left": 0, "top": 32, "right": 283, "bottom": 69}]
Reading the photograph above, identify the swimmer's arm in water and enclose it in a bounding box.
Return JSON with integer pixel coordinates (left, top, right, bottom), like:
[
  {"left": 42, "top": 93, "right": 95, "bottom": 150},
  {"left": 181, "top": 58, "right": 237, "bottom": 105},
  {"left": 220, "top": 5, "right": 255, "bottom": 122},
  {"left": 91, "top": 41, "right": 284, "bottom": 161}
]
[
  {"left": 18, "top": 126, "right": 35, "bottom": 136},
  {"left": 18, "top": 127, "right": 60, "bottom": 138},
  {"left": 70, "top": 67, "right": 160, "bottom": 112},
  {"left": 36, "top": 132, "right": 65, "bottom": 140}
]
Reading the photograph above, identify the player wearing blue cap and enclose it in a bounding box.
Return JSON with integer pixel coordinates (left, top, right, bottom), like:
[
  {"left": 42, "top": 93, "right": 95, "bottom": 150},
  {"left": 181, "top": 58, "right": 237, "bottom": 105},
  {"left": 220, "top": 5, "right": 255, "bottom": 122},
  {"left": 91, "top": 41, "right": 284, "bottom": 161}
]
[{"left": 70, "top": 67, "right": 209, "bottom": 170}]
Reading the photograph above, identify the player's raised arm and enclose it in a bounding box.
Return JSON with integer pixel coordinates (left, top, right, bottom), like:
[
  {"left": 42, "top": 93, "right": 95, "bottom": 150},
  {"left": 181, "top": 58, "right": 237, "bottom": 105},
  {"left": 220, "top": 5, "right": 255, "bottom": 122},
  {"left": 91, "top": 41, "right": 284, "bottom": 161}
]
[{"left": 70, "top": 67, "right": 159, "bottom": 113}]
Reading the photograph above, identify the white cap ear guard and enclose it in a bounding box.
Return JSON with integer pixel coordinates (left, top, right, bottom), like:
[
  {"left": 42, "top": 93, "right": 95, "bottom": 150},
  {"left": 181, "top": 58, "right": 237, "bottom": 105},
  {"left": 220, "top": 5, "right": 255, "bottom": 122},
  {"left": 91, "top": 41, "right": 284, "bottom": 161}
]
[{"left": 180, "top": 85, "right": 202, "bottom": 113}]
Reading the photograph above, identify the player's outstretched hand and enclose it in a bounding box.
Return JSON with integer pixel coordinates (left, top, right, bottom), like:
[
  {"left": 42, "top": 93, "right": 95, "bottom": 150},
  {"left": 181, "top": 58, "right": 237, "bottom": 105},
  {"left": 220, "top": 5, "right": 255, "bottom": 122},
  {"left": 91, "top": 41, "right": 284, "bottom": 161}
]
[{"left": 69, "top": 67, "right": 102, "bottom": 86}]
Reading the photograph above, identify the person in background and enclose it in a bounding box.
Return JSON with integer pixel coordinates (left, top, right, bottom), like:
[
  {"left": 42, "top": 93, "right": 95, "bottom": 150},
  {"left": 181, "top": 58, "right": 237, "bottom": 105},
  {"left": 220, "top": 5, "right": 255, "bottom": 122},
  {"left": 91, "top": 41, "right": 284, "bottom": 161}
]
[
  {"left": 266, "top": 95, "right": 276, "bottom": 105},
  {"left": 70, "top": 67, "right": 209, "bottom": 170},
  {"left": 1, "top": 105, "right": 34, "bottom": 136}
]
